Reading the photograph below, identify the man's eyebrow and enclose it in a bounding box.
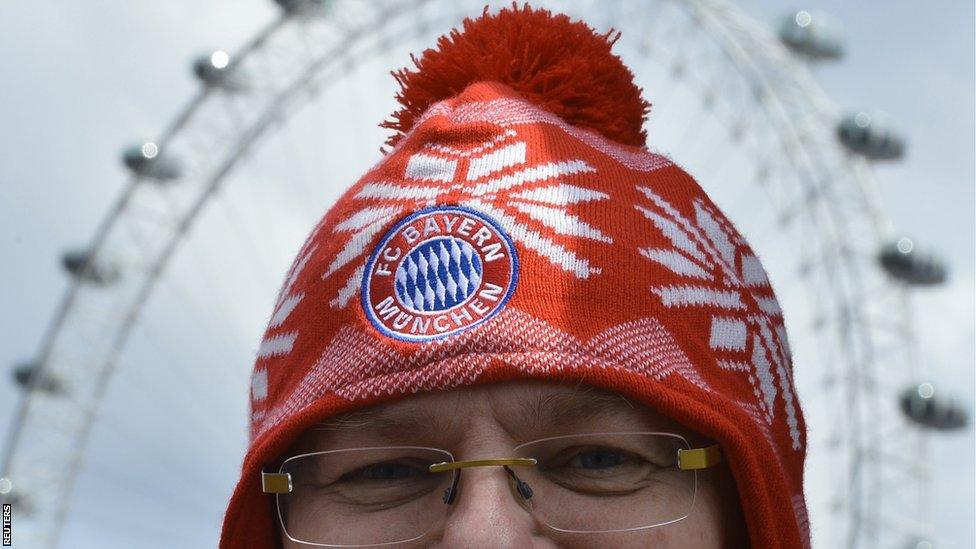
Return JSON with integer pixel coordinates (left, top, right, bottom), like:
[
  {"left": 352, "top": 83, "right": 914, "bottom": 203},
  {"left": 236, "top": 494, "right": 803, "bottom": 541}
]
[
  {"left": 520, "top": 387, "right": 638, "bottom": 429},
  {"left": 312, "top": 408, "right": 404, "bottom": 431},
  {"left": 311, "top": 386, "right": 638, "bottom": 434}
]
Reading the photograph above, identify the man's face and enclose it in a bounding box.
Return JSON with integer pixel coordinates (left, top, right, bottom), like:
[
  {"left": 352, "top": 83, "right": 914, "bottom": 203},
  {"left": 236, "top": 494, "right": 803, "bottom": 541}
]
[{"left": 279, "top": 380, "right": 746, "bottom": 548}]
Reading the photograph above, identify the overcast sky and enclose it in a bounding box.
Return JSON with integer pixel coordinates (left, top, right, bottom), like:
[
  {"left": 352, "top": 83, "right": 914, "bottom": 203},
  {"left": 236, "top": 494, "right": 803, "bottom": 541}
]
[{"left": 0, "top": 1, "right": 972, "bottom": 547}]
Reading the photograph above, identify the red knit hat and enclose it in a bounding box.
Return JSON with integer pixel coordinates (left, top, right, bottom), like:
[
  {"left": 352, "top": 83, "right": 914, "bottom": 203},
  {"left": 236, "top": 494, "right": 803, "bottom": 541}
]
[{"left": 220, "top": 5, "right": 809, "bottom": 548}]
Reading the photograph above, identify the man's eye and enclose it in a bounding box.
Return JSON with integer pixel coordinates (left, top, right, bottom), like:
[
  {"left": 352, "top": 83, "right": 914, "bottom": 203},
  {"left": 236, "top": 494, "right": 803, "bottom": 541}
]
[
  {"left": 545, "top": 445, "right": 644, "bottom": 471},
  {"left": 568, "top": 448, "right": 630, "bottom": 470},
  {"left": 339, "top": 460, "right": 423, "bottom": 482}
]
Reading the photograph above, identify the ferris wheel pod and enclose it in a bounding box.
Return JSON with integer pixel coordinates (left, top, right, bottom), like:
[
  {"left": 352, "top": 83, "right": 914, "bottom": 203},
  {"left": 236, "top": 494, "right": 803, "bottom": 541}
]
[
  {"left": 193, "top": 51, "right": 249, "bottom": 91},
  {"left": 274, "top": 0, "right": 330, "bottom": 16},
  {"left": 11, "top": 361, "right": 65, "bottom": 395},
  {"left": 122, "top": 142, "right": 183, "bottom": 181},
  {"left": 779, "top": 10, "right": 844, "bottom": 60},
  {"left": 900, "top": 383, "right": 969, "bottom": 431},
  {"left": 878, "top": 238, "right": 948, "bottom": 286},
  {"left": 907, "top": 538, "right": 934, "bottom": 549},
  {"left": 61, "top": 249, "right": 121, "bottom": 286},
  {"left": 837, "top": 111, "right": 906, "bottom": 160},
  {"left": 0, "top": 490, "right": 31, "bottom": 517}
]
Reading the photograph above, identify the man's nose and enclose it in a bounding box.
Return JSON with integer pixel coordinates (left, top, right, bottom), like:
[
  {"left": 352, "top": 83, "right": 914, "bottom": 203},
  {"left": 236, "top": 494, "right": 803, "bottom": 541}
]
[{"left": 428, "top": 467, "right": 556, "bottom": 549}]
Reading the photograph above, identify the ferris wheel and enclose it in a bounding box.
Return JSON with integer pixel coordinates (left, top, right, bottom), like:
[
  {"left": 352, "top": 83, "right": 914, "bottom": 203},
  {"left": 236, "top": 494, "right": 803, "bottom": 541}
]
[{"left": 0, "top": 0, "right": 964, "bottom": 547}]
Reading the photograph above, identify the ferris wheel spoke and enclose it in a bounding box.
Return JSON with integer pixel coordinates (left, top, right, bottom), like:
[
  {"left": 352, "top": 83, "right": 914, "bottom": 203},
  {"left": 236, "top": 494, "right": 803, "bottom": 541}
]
[
  {"left": 633, "top": 0, "right": 676, "bottom": 58},
  {"left": 84, "top": 414, "right": 233, "bottom": 501},
  {"left": 73, "top": 504, "right": 208, "bottom": 547},
  {"left": 71, "top": 470, "right": 223, "bottom": 547},
  {"left": 103, "top": 348, "right": 243, "bottom": 449},
  {"left": 1, "top": 3, "right": 936, "bottom": 548},
  {"left": 159, "top": 271, "right": 256, "bottom": 362},
  {"left": 214, "top": 191, "right": 282, "bottom": 287},
  {"left": 269, "top": 117, "right": 328, "bottom": 221},
  {"left": 132, "top": 314, "right": 249, "bottom": 417}
]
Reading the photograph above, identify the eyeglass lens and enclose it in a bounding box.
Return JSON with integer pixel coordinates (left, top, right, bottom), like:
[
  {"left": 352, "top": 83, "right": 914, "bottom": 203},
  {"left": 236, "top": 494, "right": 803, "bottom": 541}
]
[{"left": 276, "top": 434, "right": 697, "bottom": 547}]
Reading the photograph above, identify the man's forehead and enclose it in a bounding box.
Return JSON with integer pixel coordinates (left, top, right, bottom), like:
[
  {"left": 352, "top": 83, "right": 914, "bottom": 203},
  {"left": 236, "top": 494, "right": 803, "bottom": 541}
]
[
  {"left": 302, "top": 381, "right": 683, "bottom": 442},
  {"left": 352, "top": 382, "right": 624, "bottom": 418}
]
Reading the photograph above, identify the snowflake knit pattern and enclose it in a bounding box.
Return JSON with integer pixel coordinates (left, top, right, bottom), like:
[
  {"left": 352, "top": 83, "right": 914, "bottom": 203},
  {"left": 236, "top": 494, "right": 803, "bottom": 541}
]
[{"left": 220, "top": 5, "right": 809, "bottom": 548}]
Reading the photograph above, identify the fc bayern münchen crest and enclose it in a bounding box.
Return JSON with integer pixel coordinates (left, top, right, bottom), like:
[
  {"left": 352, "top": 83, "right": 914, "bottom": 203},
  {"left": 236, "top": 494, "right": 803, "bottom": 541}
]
[{"left": 362, "top": 206, "right": 518, "bottom": 342}]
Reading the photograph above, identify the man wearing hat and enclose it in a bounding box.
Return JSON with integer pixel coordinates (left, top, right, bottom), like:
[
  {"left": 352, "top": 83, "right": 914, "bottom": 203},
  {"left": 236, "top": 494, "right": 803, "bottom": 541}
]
[{"left": 221, "top": 5, "right": 810, "bottom": 548}]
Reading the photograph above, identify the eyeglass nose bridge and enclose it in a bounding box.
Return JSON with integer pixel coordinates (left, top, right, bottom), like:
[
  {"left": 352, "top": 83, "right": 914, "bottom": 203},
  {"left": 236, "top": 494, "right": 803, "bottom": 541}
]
[{"left": 429, "top": 457, "right": 538, "bottom": 505}]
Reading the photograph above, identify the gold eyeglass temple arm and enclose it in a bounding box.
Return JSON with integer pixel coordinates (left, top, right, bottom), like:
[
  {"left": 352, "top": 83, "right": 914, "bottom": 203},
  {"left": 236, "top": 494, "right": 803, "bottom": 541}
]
[
  {"left": 429, "top": 458, "right": 537, "bottom": 473},
  {"left": 431, "top": 444, "right": 723, "bottom": 473},
  {"left": 262, "top": 445, "right": 722, "bottom": 493},
  {"left": 262, "top": 458, "right": 539, "bottom": 493},
  {"left": 677, "top": 444, "right": 723, "bottom": 470},
  {"left": 262, "top": 471, "right": 293, "bottom": 494}
]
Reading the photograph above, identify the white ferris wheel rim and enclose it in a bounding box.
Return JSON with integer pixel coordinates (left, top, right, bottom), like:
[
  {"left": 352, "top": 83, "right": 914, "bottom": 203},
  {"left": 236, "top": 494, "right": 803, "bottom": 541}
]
[{"left": 0, "top": 1, "right": 927, "bottom": 547}]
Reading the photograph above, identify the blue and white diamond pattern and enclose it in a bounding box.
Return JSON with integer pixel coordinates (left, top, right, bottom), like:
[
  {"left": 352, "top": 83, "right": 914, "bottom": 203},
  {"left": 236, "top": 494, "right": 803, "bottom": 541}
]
[{"left": 394, "top": 237, "right": 483, "bottom": 313}]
